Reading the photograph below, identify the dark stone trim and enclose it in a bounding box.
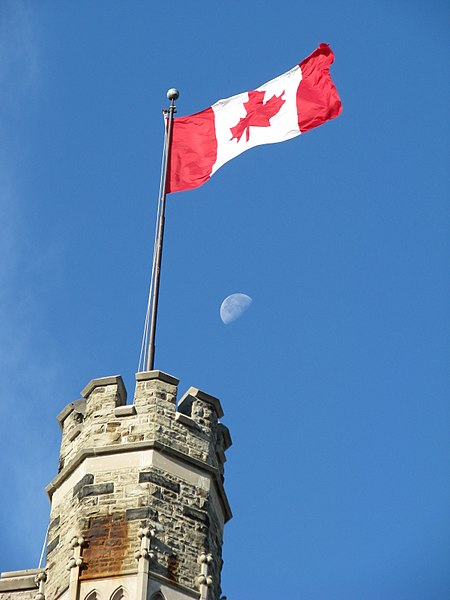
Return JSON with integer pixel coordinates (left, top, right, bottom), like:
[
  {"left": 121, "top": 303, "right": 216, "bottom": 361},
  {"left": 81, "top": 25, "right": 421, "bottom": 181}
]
[
  {"left": 126, "top": 507, "right": 158, "bottom": 521},
  {"left": 73, "top": 474, "right": 94, "bottom": 497},
  {"left": 46, "top": 535, "right": 60, "bottom": 555},
  {"left": 48, "top": 515, "right": 60, "bottom": 531},
  {"left": 139, "top": 471, "right": 180, "bottom": 494},
  {"left": 78, "top": 482, "right": 114, "bottom": 500},
  {"left": 68, "top": 425, "right": 82, "bottom": 442},
  {"left": 183, "top": 505, "right": 209, "bottom": 526}
]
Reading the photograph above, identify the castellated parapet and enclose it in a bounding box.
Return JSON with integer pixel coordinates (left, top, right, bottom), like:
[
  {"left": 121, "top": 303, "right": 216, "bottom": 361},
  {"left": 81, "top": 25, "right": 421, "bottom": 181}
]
[{"left": 0, "top": 371, "right": 232, "bottom": 600}]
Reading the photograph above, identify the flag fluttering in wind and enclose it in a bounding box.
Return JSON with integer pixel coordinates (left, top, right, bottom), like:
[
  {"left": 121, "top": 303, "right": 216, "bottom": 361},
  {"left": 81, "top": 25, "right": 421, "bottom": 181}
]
[{"left": 167, "top": 43, "right": 342, "bottom": 194}]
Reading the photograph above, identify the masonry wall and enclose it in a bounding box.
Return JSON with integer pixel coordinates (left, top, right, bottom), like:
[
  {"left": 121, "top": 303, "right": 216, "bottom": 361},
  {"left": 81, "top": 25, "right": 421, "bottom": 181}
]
[
  {"left": 0, "top": 590, "right": 36, "bottom": 600},
  {"left": 42, "top": 371, "right": 231, "bottom": 600}
]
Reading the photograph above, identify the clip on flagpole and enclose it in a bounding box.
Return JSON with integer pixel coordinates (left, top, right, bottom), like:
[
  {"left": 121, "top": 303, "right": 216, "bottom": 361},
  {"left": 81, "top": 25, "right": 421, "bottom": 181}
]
[{"left": 145, "top": 88, "right": 179, "bottom": 372}]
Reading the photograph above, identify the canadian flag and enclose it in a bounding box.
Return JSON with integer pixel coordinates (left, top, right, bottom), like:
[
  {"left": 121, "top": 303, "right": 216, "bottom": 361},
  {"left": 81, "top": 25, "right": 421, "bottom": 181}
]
[{"left": 167, "top": 43, "right": 342, "bottom": 193}]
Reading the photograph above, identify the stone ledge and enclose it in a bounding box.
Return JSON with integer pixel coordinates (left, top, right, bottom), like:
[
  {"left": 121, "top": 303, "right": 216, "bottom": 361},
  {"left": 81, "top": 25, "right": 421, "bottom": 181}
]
[
  {"left": 178, "top": 386, "right": 224, "bottom": 419},
  {"left": 135, "top": 370, "right": 179, "bottom": 386},
  {"left": 0, "top": 569, "right": 42, "bottom": 592},
  {"left": 47, "top": 441, "right": 215, "bottom": 495},
  {"left": 81, "top": 375, "right": 127, "bottom": 404},
  {"left": 46, "top": 440, "right": 232, "bottom": 522}
]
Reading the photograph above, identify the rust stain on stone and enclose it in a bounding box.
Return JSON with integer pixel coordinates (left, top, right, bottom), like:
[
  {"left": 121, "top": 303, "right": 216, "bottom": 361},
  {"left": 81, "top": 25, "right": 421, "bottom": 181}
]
[{"left": 80, "top": 513, "right": 129, "bottom": 579}]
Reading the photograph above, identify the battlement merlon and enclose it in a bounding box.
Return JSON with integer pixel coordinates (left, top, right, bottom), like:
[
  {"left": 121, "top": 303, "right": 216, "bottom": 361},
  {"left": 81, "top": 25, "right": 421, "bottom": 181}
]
[
  {"left": 47, "top": 370, "right": 232, "bottom": 521},
  {"left": 178, "top": 386, "right": 224, "bottom": 418}
]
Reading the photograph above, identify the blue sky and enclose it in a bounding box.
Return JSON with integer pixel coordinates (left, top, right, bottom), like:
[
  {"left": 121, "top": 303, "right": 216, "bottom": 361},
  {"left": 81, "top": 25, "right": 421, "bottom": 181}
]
[{"left": 0, "top": 1, "right": 448, "bottom": 599}]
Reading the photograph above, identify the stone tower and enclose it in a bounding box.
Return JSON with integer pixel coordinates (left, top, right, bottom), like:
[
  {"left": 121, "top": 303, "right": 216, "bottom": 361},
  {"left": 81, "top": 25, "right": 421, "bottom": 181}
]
[{"left": 0, "top": 370, "right": 232, "bottom": 600}]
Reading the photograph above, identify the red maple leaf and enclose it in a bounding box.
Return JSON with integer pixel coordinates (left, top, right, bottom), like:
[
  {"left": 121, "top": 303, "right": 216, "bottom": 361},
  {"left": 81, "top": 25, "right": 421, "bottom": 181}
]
[{"left": 230, "top": 89, "right": 285, "bottom": 143}]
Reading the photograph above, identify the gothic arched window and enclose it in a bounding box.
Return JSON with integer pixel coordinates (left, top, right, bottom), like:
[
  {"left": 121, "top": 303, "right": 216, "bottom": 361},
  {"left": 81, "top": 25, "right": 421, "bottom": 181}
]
[
  {"left": 84, "top": 592, "right": 100, "bottom": 600},
  {"left": 110, "top": 587, "right": 127, "bottom": 600}
]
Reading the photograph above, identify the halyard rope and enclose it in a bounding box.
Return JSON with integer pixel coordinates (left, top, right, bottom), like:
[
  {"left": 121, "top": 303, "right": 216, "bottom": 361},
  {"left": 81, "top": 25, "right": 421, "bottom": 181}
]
[{"left": 138, "top": 117, "right": 168, "bottom": 372}]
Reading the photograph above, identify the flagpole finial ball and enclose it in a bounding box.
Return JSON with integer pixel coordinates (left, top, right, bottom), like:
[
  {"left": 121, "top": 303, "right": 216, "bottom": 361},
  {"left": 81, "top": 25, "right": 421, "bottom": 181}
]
[{"left": 167, "top": 88, "right": 179, "bottom": 101}]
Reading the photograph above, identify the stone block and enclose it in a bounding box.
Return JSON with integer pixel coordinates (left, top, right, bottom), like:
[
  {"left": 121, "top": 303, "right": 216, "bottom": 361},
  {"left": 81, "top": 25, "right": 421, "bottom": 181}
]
[
  {"left": 46, "top": 535, "right": 59, "bottom": 555},
  {"left": 114, "top": 405, "right": 136, "bottom": 417},
  {"left": 48, "top": 515, "right": 60, "bottom": 531},
  {"left": 78, "top": 482, "right": 114, "bottom": 500},
  {"left": 73, "top": 474, "right": 94, "bottom": 497},
  {"left": 182, "top": 505, "right": 210, "bottom": 526},
  {"left": 125, "top": 507, "right": 158, "bottom": 521},
  {"left": 67, "top": 425, "right": 82, "bottom": 441},
  {"left": 139, "top": 471, "right": 180, "bottom": 494}
]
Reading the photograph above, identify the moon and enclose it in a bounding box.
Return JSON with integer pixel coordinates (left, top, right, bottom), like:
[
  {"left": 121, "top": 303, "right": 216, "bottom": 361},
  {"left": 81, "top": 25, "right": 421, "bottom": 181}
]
[{"left": 220, "top": 293, "right": 253, "bottom": 324}]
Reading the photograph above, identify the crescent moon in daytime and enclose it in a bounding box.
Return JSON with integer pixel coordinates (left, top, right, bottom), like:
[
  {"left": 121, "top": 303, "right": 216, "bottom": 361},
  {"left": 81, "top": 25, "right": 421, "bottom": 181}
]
[{"left": 220, "top": 293, "right": 253, "bottom": 324}]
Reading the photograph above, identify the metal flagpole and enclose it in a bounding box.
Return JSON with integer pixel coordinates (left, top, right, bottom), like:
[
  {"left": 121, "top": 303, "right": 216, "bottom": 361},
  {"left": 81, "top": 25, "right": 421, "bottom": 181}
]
[{"left": 145, "top": 88, "right": 179, "bottom": 372}]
